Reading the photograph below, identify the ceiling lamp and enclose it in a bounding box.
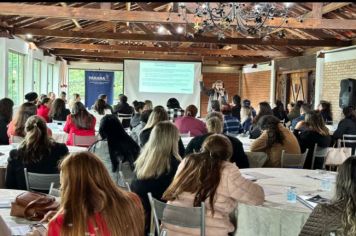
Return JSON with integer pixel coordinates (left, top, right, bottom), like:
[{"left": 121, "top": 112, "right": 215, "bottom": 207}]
[{"left": 176, "top": 2, "right": 290, "bottom": 39}]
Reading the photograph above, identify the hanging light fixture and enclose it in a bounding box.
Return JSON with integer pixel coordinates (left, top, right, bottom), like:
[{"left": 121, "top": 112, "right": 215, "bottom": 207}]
[{"left": 176, "top": 2, "right": 290, "bottom": 39}]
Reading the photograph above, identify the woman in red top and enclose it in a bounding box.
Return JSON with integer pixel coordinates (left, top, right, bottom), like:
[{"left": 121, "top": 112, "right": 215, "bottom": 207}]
[
  {"left": 46, "top": 151, "right": 145, "bottom": 236},
  {"left": 63, "top": 101, "right": 96, "bottom": 145},
  {"left": 36, "top": 97, "right": 51, "bottom": 123}
]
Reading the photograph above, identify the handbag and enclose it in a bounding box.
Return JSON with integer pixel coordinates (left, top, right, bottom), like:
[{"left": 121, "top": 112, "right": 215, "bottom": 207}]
[
  {"left": 10, "top": 191, "right": 59, "bottom": 221},
  {"left": 324, "top": 142, "right": 352, "bottom": 166}
]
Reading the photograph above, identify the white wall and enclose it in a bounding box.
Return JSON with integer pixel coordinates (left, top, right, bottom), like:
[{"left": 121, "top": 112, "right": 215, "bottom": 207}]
[{"left": 0, "top": 36, "right": 59, "bottom": 103}]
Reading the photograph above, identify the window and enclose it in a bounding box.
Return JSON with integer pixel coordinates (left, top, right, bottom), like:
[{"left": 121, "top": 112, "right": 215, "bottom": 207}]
[
  {"left": 47, "top": 64, "right": 54, "bottom": 92},
  {"left": 68, "top": 69, "right": 123, "bottom": 105},
  {"left": 33, "top": 59, "right": 41, "bottom": 94},
  {"left": 7, "top": 51, "right": 25, "bottom": 105}
]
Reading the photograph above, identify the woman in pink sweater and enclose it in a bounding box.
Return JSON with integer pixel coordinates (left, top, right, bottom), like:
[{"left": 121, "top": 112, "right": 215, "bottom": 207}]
[{"left": 163, "top": 134, "right": 265, "bottom": 236}]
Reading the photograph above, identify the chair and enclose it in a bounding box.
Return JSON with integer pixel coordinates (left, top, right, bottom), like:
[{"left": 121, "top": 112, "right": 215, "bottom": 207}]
[
  {"left": 148, "top": 192, "right": 205, "bottom": 236},
  {"left": 341, "top": 134, "right": 356, "bottom": 155},
  {"left": 281, "top": 149, "right": 309, "bottom": 169},
  {"left": 118, "top": 171, "right": 131, "bottom": 192},
  {"left": 246, "top": 152, "right": 268, "bottom": 168},
  {"left": 24, "top": 168, "right": 60, "bottom": 192},
  {"left": 48, "top": 182, "right": 61, "bottom": 197},
  {"left": 311, "top": 144, "right": 329, "bottom": 170},
  {"left": 72, "top": 134, "right": 97, "bottom": 147}
]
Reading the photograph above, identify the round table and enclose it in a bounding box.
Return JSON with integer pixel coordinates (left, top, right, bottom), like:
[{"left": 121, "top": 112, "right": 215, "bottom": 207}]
[
  {"left": 181, "top": 135, "right": 253, "bottom": 151},
  {"left": 235, "top": 168, "right": 336, "bottom": 236}
]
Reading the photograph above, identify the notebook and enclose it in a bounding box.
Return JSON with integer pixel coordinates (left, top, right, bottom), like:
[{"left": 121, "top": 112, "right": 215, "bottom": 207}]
[{"left": 297, "top": 194, "right": 330, "bottom": 210}]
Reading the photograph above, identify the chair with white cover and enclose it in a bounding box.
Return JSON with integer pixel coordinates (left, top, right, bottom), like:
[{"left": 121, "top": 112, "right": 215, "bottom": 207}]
[
  {"left": 72, "top": 133, "right": 97, "bottom": 147},
  {"left": 311, "top": 144, "right": 329, "bottom": 170},
  {"left": 148, "top": 192, "right": 206, "bottom": 236},
  {"left": 24, "top": 168, "right": 60, "bottom": 192},
  {"left": 48, "top": 182, "right": 61, "bottom": 197},
  {"left": 281, "top": 149, "right": 309, "bottom": 169}
]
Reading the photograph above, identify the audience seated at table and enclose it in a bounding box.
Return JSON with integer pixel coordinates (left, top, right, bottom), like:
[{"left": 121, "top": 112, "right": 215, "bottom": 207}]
[
  {"left": 48, "top": 92, "right": 56, "bottom": 101},
  {"left": 291, "top": 103, "right": 311, "bottom": 130},
  {"left": 63, "top": 101, "right": 96, "bottom": 146},
  {"left": 98, "top": 94, "right": 114, "bottom": 113},
  {"left": 210, "top": 99, "right": 221, "bottom": 112},
  {"left": 46, "top": 151, "right": 144, "bottom": 236},
  {"left": 186, "top": 116, "right": 249, "bottom": 169},
  {"left": 287, "top": 102, "right": 295, "bottom": 115},
  {"left": 174, "top": 104, "right": 207, "bottom": 137},
  {"left": 162, "top": 134, "right": 264, "bottom": 236},
  {"left": 0, "top": 98, "right": 14, "bottom": 145},
  {"left": 113, "top": 95, "right": 134, "bottom": 128},
  {"left": 221, "top": 104, "right": 243, "bottom": 135},
  {"left": 48, "top": 98, "right": 70, "bottom": 122},
  {"left": 24, "top": 92, "right": 39, "bottom": 105},
  {"left": 143, "top": 99, "right": 153, "bottom": 111},
  {"left": 36, "top": 97, "right": 51, "bottom": 123},
  {"left": 166, "top": 97, "right": 185, "bottom": 122},
  {"left": 130, "top": 109, "right": 152, "bottom": 145},
  {"left": 318, "top": 100, "right": 333, "bottom": 124},
  {"left": 131, "top": 121, "right": 181, "bottom": 234},
  {"left": 68, "top": 93, "right": 81, "bottom": 111},
  {"left": 231, "top": 94, "right": 241, "bottom": 120},
  {"left": 139, "top": 106, "right": 185, "bottom": 156},
  {"left": 249, "top": 101, "right": 273, "bottom": 139},
  {"left": 332, "top": 106, "right": 356, "bottom": 142},
  {"left": 287, "top": 100, "right": 303, "bottom": 122},
  {"left": 240, "top": 105, "right": 253, "bottom": 134},
  {"left": 5, "top": 116, "right": 68, "bottom": 190},
  {"left": 59, "top": 91, "right": 67, "bottom": 104},
  {"left": 250, "top": 115, "right": 301, "bottom": 167},
  {"left": 242, "top": 99, "right": 257, "bottom": 118},
  {"left": 89, "top": 98, "right": 112, "bottom": 128},
  {"left": 293, "top": 111, "right": 331, "bottom": 169},
  {"left": 7, "top": 102, "right": 52, "bottom": 143},
  {"left": 130, "top": 100, "right": 145, "bottom": 129},
  {"left": 299, "top": 156, "right": 356, "bottom": 236},
  {"left": 89, "top": 114, "right": 140, "bottom": 184},
  {"left": 272, "top": 100, "right": 289, "bottom": 123}
]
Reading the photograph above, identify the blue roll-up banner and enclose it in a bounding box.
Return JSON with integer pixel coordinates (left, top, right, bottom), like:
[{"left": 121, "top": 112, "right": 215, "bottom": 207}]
[{"left": 85, "top": 71, "right": 114, "bottom": 109}]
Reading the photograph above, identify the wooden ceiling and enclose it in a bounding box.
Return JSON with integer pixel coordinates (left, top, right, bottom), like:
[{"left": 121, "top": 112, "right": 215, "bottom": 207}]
[{"left": 0, "top": 2, "right": 355, "bottom": 65}]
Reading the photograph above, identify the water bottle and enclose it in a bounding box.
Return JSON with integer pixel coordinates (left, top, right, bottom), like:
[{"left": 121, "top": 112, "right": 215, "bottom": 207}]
[{"left": 287, "top": 186, "right": 297, "bottom": 203}]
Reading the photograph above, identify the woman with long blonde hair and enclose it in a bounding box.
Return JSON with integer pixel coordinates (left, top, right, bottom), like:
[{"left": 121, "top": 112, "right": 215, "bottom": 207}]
[
  {"left": 47, "top": 151, "right": 144, "bottom": 236},
  {"left": 300, "top": 156, "right": 356, "bottom": 236},
  {"left": 163, "top": 134, "right": 264, "bottom": 235},
  {"left": 131, "top": 121, "right": 182, "bottom": 233}
]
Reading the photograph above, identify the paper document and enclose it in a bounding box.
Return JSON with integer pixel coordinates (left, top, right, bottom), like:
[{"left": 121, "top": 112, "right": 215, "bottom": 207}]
[
  {"left": 242, "top": 172, "right": 273, "bottom": 180},
  {"left": 11, "top": 225, "right": 31, "bottom": 235}
]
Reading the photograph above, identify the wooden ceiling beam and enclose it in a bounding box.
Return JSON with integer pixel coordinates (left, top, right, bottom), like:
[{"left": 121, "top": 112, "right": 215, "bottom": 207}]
[
  {"left": 12, "top": 28, "right": 350, "bottom": 47},
  {"left": 1, "top": 3, "right": 356, "bottom": 30},
  {"left": 39, "top": 42, "right": 298, "bottom": 57},
  {"left": 52, "top": 49, "right": 268, "bottom": 64}
]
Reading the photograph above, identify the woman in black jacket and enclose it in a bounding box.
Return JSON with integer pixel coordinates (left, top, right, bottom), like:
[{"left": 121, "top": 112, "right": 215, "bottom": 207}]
[
  {"left": 333, "top": 106, "right": 356, "bottom": 140},
  {"left": 0, "top": 98, "right": 14, "bottom": 145},
  {"left": 5, "top": 115, "right": 69, "bottom": 190},
  {"left": 48, "top": 98, "right": 70, "bottom": 122},
  {"left": 293, "top": 111, "right": 331, "bottom": 169}
]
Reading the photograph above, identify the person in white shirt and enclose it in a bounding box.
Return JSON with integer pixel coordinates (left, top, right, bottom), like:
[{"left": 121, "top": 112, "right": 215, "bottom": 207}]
[{"left": 90, "top": 99, "right": 112, "bottom": 129}]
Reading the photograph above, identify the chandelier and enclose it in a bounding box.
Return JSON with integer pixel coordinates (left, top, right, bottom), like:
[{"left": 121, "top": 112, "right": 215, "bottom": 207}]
[{"left": 176, "top": 2, "right": 291, "bottom": 40}]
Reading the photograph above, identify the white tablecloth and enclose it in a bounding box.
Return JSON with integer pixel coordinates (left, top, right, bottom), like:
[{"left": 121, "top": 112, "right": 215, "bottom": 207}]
[{"left": 235, "top": 168, "right": 336, "bottom": 236}]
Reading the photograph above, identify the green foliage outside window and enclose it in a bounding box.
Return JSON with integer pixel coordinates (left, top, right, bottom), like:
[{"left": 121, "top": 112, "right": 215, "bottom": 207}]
[
  {"left": 33, "top": 59, "right": 41, "bottom": 94},
  {"left": 7, "top": 51, "right": 24, "bottom": 105}
]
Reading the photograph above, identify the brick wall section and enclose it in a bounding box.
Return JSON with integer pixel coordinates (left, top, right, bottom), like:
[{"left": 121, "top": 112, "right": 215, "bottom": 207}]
[
  {"left": 241, "top": 71, "right": 271, "bottom": 109},
  {"left": 322, "top": 59, "right": 356, "bottom": 122},
  {"left": 200, "top": 72, "right": 240, "bottom": 117}
]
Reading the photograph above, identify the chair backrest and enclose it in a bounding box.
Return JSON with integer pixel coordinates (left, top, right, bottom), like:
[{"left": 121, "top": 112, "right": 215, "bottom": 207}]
[
  {"left": 281, "top": 149, "right": 309, "bottom": 168},
  {"left": 72, "top": 134, "right": 97, "bottom": 147},
  {"left": 118, "top": 171, "right": 131, "bottom": 192},
  {"left": 24, "top": 168, "right": 60, "bottom": 192},
  {"left": 48, "top": 182, "right": 61, "bottom": 197},
  {"left": 148, "top": 192, "right": 205, "bottom": 236},
  {"left": 342, "top": 134, "right": 356, "bottom": 154},
  {"left": 246, "top": 152, "right": 268, "bottom": 168},
  {"left": 311, "top": 144, "right": 329, "bottom": 170}
]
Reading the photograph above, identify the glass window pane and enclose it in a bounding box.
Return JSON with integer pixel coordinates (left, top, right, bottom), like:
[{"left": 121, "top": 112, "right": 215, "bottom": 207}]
[
  {"left": 47, "top": 64, "right": 54, "bottom": 92},
  {"left": 7, "top": 51, "right": 24, "bottom": 105},
  {"left": 68, "top": 69, "right": 85, "bottom": 103},
  {"left": 33, "top": 59, "right": 41, "bottom": 94},
  {"left": 113, "top": 71, "right": 124, "bottom": 105}
]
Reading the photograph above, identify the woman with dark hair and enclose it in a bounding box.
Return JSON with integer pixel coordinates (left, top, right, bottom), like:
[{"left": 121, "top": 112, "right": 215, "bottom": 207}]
[
  {"left": 249, "top": 102, "right": 273, "bottom": 139},
  {"left": 0, "top": 98, "right": 14, "bottom": 145},
  {"left": 89, "top": 114, "right": 140, "bottom": 184},
  {"left": 166, "top": 97, "right": 184, "bottom": 122},
  {"left": 250, "top": 115, "right": 300, "bottom": 167},
  {"left": 48, "top": 98, "right": 70, "bottom": 122},
  {"left": 231, "top": 95, "right": 241, "bottom": 120},
  {"left": 5, "top": 115, "right": 68, "bottom": 190},
  {"left": 163, "top": 134, "right": 264, "bottom": 235},
  {"left": 63, "top": 101, "right": 96, "bottom": 145},
  {"left": 130, "top": 109, "right": 152, "bottom": 145},
  {"left": 272, "top": 100, "right": 288, "bottom": 122},
  {"left": 37, "top": 97, "right": 52, "bottom": 123},
  {"left": 294, "top": 111, "right": 331, "bottom": 169},
  {"left": 174, "top": 104, "right": 207, "bottom": 137},
  {"left": 90, "top": 99, "right": 112, "bottom": 129},
  {"left": 333, "top": 106, "right": 356, "bottom": 141},
  {"left": 300, "top": 156, "right": 356, "bottom": 236},
  {"left": 130, "top": 100, "right": 145, "bottom": 128},
  {"left": 318, "top": 100, "right": 333, "bottom": 124}
]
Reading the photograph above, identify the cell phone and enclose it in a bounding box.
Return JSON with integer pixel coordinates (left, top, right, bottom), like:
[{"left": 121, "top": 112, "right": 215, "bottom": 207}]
[{"left": 29, "top": 223, "right": 47, "bottom": 236}]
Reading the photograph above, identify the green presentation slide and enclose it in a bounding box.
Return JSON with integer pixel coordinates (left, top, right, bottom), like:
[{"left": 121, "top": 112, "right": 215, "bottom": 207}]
[{"left": 139, "top": 61, "right": 195, "bottom": 94}]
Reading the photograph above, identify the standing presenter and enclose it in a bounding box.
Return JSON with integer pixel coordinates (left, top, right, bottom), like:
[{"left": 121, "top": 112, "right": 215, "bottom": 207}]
[{"left": 199, "top": 75, "right": 228, "bottom": 112}]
